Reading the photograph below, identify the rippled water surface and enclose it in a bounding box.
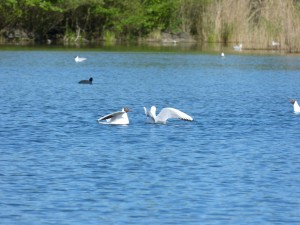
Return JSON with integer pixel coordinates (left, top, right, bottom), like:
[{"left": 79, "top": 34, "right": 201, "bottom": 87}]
[{"left": 1, "top": 48, "right": 300, "bottom": 224}]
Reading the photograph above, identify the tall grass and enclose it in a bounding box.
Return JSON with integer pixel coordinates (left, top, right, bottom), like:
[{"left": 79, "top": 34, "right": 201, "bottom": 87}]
[{"left": 178, "top": 0, "right": 300, "bottom": 52}]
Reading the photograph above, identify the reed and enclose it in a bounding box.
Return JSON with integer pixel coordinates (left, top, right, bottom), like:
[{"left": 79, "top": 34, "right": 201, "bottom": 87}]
[
  {"left": 178, "top": 0, "right": 300, "bottom": 52},
  {"left": 103, "top": 30, "right": 116, "bottom": 44}
]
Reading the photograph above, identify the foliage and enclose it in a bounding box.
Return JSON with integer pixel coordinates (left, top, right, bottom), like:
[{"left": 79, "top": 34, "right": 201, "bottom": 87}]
[{"left": 0, "top": 0, "right": 182, "bottom": 42}]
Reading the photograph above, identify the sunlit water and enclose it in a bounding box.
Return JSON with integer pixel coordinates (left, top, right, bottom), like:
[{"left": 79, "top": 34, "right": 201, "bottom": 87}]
[{"left": 1, "top": 48, "right": 300, "bottom": 224}]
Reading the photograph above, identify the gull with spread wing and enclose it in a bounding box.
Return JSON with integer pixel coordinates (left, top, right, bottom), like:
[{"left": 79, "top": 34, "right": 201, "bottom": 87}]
[
  {"left": 144, "top": 106, "right": 193, "bottom": 124},
  {"left": 97, "top": 107, "right": 130, "bottom": 125}
]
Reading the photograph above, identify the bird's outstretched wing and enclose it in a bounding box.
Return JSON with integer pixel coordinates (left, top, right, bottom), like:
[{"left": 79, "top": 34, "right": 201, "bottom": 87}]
[
  {"left": 98, "top": 111, "right": 125, "bottom": 121},
  {"left": 156, "top": 107, "right": 193, "bottom": 123},
  {"left": 144, "top": 106, "right": 156, "bottom": 123}
]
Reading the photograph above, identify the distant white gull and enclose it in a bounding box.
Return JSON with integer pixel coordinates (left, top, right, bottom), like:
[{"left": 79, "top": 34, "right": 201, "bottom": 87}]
[
  {"left": 233, "top": 44, "right": 242, "bottom": 51},
  {"left": 290, "top": 99, "right": 300, "bottom": 113},
  {"left": 97, "top": 107, "right": 130, "bottom": 125},
  {"left": 144, "top": 106, "right": 193, "bottom": 124},
  {"left": 75, "top": 56, "right": 87, "bottom": 63},
  {"left": 272, "top": 40, "right": 280, "bottom": 46}
]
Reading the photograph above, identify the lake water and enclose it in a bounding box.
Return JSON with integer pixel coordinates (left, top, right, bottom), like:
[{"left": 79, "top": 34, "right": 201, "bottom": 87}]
[{"left": 1, "top": 47, "right": 300, "bottom": 225}]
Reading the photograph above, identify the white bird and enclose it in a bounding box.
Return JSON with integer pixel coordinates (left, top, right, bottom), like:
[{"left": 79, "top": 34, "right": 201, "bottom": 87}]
[
  {"left": 272, "top": 40, "right": 280, "bottom": 46},
  {"left": 221, "top": 52, "right": 225, "bottom": 57},
  {"left": 233, "top": 44, "right": 242, "bottom": 51},
  {"left": 75, "top": 56, "right": 87, "bottom": 63},
  {"left": 97, "top": 107, "right": 130, "bottom": 125},
  {"left": 290, "top": 99, "right": 300, "bottom": 113},
  {"left": 144, "top": 106, "right": 193, "bottom": 124}
]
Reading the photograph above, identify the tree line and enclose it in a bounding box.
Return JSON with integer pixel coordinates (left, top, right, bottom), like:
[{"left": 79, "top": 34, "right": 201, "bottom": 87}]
[
  {"left": 1, "top": 0, "right": 300, "bottom": 51},
  {"left": 0, "top": 0, "right": 181, "bottom": 44}
]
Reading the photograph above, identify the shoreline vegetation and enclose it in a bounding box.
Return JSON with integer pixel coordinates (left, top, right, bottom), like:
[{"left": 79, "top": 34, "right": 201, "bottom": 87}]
[{"left": 1, "top": 0, "right": 300, "bottom": 52}]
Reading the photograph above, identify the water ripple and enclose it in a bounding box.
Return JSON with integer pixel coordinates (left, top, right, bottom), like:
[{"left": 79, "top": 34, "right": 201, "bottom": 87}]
[{"left": 0, "top": 50, "right": 300, "bottom": 224}]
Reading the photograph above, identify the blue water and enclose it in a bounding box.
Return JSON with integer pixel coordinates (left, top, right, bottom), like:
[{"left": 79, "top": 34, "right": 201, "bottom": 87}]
[{"left": 1, "top": 49, "right": 300, "bottom": 225}]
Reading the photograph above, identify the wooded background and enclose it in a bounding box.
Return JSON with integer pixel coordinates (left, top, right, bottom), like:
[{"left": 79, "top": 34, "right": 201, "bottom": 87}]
[{"left": 1, "top": 0, "right": 300, "bottom": 51}]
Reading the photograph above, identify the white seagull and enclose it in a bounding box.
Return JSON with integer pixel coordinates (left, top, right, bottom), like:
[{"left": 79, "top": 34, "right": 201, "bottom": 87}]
[
  {"left": 290, "top": 99, "right": 300, "bottom": 113},
  {"left": 75, "top": 56, "right": 87, "bottom": 63},
  {"left": 97, "top": 107, "right": 130, "bottom": 125},
  {"left": 272, "top": 40, "right": 280, "bottom": 46},
  {"left": 233, "top": 44, "right": 243, "bottom": 51},
  {"left": 144, "top": 106, "right": 193, "bottom": 124}
]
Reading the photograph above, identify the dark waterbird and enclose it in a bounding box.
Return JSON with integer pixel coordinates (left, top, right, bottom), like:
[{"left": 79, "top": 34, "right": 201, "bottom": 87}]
[{"left": 79, "top": 77, "right": 93, "bottom": 84}]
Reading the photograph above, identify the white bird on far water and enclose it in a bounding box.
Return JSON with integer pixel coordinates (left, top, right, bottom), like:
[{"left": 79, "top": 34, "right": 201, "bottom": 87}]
[
  {"left": 290, "top": 99, "right": 300, "bottom": 113},
  {"left": 144, "top": 106, "right": 193, "bottom": 124},
  {"left": 221, "top": 52, "right": 225, "bottom": 57},
  {"left": 97, "top": 107, "right": 130, "bottom": 125},
  {"left": 75, "top": 56, "right": 87, "bottom": 63},
  {"left": 272, "top": 40, "right": 280, "bottom": 46},
  {"left": 233, "top": 44, "right": 243, "bottom": 51}
]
